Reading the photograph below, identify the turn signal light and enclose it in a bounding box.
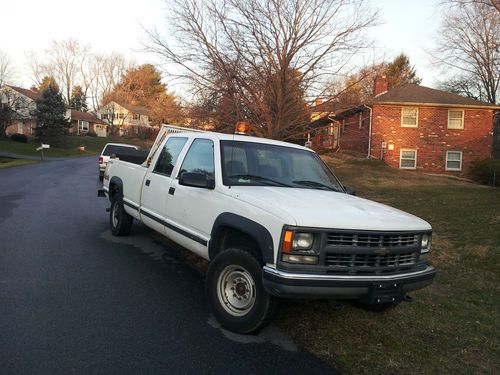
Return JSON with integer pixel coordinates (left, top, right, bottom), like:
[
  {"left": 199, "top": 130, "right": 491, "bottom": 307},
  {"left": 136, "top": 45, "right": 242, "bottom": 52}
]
[
  {"left": 235, "top": 121, "right": 251, "bottom": 135},
  {"left": 282, "top": 230, "right": 294, "bottom": 253}
]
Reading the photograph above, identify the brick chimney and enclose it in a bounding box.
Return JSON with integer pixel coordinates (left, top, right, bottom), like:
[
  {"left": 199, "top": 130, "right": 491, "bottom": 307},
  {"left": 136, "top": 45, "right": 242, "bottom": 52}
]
[{"left": 373, "top": 75, "right": 388, "bottom": 97}]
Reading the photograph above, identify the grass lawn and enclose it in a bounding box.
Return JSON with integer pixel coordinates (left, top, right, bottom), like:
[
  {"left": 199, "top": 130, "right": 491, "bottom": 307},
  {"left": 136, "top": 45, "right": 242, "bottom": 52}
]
[
  {"left": 272, "top": 153, "right": 500, "bottom": 374},
  {"left": 0, "top": 135, "right": 150, "bottom": 158},
  {"left": 0, "top": 157, "right": 40, "bottom": 169}
]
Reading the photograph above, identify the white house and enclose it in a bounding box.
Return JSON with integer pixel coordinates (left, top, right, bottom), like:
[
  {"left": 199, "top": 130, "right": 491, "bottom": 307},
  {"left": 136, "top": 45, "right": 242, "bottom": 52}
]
[{"left": 96, "top": 101, "right": 152, "bottom": 136}]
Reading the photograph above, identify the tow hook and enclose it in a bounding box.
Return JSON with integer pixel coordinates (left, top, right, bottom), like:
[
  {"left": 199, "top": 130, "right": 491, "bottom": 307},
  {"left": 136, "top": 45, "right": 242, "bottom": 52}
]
[
  {"left": 106, "top": 207, "right": 111, "bottom": 212},
  {"left": 403, "top": 295, "right": 413, "bottom": 303}
]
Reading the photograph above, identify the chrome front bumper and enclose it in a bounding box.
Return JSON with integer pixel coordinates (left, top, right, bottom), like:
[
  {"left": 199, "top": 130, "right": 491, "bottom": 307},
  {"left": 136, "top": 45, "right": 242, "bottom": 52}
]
[{"left": 262, "top": 265, "right": 436, "bottom": 300}]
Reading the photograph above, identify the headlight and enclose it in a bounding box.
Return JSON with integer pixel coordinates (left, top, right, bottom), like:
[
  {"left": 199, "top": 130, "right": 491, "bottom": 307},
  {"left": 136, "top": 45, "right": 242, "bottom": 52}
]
[
  {"left": 281, "top": 230, "right": 318, "bottom": 264},
  {"left": 292, "top": 233, "right": 314, "bottom": 250},
  {"left": 421, "top": 234, "right": 431, "bottom": 253}
]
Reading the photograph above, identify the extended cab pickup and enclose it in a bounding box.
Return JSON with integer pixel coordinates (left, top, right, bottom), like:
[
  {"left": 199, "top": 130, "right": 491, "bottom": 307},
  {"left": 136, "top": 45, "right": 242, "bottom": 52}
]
[{"left": 101, "top": 125, "right": 436, "bottom": 333}]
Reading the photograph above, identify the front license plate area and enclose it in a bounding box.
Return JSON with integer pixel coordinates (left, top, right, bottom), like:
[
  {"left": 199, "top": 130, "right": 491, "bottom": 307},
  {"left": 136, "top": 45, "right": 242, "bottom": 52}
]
[{"left": 363, "top": 282, "right": 403, "bottom": 304}]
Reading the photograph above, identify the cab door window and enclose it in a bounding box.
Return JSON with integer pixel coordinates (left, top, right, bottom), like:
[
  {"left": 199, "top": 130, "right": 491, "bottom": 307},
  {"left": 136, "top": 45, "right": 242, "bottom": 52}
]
[
  {"left": 154, "top": 137, "right": 188, "bottom": 176},
  {"left": 178, "top": 139, "right": 215, "bottom": 178}
]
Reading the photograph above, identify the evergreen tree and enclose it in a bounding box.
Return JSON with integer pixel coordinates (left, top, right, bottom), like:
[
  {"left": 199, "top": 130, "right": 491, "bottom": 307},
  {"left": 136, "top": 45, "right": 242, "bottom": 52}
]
[
  {"left": 104, "top": 64, "right": 182, "bottom": 126},
  {"left": 69, "top": 85, "right": 88, "bottom": 111},
  {"left": 384, "top": 54, "right": 422, "bottom": 88},
  {"left": 34, "top": 85, "right": 70, "bottom": 147},
  {"left": 0, "top": 103, "right": 14, "bottom": 138},
  {"left": 38, "top": 75, "right": 59, "bottom": 93}
]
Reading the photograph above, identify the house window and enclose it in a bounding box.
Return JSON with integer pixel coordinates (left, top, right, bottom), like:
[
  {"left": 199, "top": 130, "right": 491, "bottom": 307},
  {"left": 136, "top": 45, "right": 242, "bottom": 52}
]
[
  {"left": 400, "top": 149, "right": 417, "bottom": 169},
  {"left": 342, "top": 119, "right": 348, "bottom": 133},
  {"left": 118, "top": 113, "right": 125, "bottom": 119},
  {"left": 446, "top": 151, "right": 462, "bottom": 171},
  {"left": 358, "top": 112, "right": 365, "bottom": 129},
  {"left": 401, "top": 107, "right": 418, "bottom": 127},
  {"left": 143, "top": 115, "right": 149, "bottom": 122},
  {"left": 448, "top": 110, "right": 464, "bottom": 129},
  {"left": 101, "top": 113, "right": 108, "bottom": 120},
  {"left": 79, "top": 120, "right": 89, "bottom": 132},
  {"left": 133, "top": 113, "right": 140, "bottom": 120}
]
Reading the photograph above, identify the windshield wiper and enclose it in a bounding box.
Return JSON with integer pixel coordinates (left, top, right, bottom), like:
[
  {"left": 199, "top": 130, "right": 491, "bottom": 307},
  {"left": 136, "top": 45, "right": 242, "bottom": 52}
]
[
  {"left": 292, "top": 180, "right": 338, "bottom": 191},
  {"left": 228, "top": 174, "right": 292, "bottom": 187}
]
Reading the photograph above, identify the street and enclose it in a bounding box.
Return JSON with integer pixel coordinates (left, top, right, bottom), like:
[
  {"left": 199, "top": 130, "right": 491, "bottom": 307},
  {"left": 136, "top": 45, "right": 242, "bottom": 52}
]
[{"left": 0, "top": 156, "right": 335, "bottom": 374}]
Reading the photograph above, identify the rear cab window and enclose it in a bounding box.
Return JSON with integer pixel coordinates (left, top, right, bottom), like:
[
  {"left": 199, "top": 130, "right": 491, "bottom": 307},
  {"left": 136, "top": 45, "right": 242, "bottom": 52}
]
[{"left": 102, "top": 144, "right": 137, "bottom": 156}]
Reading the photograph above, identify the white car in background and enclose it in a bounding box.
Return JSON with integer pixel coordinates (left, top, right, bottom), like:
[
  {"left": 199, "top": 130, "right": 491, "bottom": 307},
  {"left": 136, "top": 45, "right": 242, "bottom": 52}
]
[{"left": 99, "top": 143, "right": 139, "bottom": 180}]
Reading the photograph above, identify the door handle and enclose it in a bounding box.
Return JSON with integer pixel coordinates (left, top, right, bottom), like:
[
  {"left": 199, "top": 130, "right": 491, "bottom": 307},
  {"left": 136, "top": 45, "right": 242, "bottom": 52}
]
[
  {"left": 145, "top": 179, "right": 151, "bottom": 186},
  {"left": 168, "top": 187, "right": 175, "bottom": 195}
]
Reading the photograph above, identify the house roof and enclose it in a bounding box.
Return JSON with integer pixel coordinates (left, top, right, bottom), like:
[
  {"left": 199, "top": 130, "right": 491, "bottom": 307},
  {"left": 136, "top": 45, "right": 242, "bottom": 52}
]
[
  {"left": 373, "top": 84, "right": 500, "bottom": 109},
  {"left": 312, "top": 100, "right": 356, "bottom": 115},
  {"left": 7, "top": 85, "right": 42, "bottom": 101},
  {"left": 108, "top": 101, "right": 151, "bottom": 116},
  {"left": 310, "top": 100, "right": 361, "bottom": 128},
  {"left": 71, "top": 109, "right": 107, "bottom": 125}
]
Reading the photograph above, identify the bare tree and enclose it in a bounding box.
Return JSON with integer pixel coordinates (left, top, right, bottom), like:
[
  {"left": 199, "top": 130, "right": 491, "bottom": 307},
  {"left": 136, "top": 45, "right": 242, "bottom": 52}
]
[
  {"left": 438, "top": 74, "right": 486, "bottom": 100},
  {"left": 26, "top": 39, "right": 91, "bottom": 105},
  {"left": 433, "top": 0, "right": 500, "bottom": 103},
  {"left": 88, "top": 53, "right": 130, "bottom": 111},
  {"left": 0, "top": 50, "right": 16, "bottom": 86},
  {"left": 145, "top": 0, "right": 378, "bottom": 140},
  {"left": 443, "top": 0, "right": 500, "bottom": 12},
  {"left": 46, "top": 39, "right": 88, "bottom": 105}
]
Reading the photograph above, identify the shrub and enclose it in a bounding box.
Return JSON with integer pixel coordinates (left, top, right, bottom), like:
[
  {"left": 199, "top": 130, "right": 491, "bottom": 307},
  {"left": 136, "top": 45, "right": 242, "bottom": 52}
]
[
  {"left": 86, "top": 131, "right": 97, "bottom": 137},
  {"left": 470, "top": 158, "right": 500, "bottom": 187},
  {"left": 10, "top": 133, "right": 28, "bottom": 143}
]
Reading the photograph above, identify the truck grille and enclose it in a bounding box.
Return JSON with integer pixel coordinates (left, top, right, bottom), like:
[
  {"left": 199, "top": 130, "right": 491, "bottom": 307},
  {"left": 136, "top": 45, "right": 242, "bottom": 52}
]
[
  {"left": 325, "top": 252, "right": 417, "bottom": 268},
  {"left": 327, "top": 233, "right": 418, "bottom": 248}
]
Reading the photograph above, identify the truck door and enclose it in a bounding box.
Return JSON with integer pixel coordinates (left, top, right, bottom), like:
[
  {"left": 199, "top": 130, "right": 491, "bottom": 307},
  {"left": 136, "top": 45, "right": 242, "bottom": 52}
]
[
  {"left": 140, "top": 136, "right": 188, "bottom": 234},
  {"left": 165, "top": 138, "right": 218, "bottom": 258}
]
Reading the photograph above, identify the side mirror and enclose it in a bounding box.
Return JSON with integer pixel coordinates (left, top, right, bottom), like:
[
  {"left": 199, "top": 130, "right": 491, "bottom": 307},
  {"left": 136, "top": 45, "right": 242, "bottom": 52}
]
[
  {"left": 344, "top": 186, "right": 356, "bottom": 196},
  {"left": 179, "top": 172, "right": 215, "bottom": 189}
]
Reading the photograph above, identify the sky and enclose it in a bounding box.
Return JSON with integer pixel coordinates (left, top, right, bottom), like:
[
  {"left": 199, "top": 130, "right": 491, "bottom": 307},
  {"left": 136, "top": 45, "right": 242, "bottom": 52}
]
[{"left": 0, "top": 0, "right": 443, "bottom": 94}]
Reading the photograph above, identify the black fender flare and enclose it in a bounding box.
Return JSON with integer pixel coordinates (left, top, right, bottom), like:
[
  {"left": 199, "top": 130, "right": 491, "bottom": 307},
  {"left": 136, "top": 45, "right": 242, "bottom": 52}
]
[
  {"left": 210, "top": 213, "right": 275, "bottom": 264},
  {"left": 108, "top": 176, "right": 124, "bottom": 201}
]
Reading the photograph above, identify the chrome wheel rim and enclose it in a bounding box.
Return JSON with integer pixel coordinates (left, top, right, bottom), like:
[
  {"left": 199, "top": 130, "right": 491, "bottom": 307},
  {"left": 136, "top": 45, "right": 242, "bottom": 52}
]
[
  {"left": 217, "top": 265, "right": 256, "bottom": 317},
  {"left": 112, "top": 201, "right": 119, "bottom": 228}
]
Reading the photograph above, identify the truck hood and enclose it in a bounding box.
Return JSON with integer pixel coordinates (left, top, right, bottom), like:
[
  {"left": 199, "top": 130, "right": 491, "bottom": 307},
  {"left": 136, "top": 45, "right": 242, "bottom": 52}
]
[{"left": 228, "top": 186, "right": 431, "bottom": 231}]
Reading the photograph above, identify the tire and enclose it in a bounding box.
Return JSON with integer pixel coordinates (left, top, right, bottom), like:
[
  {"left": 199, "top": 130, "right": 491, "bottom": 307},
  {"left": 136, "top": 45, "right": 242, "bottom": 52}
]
[
  {"left": 206, "top": 248, "right": 274, "bottom": 334},
  {"left": 110, "top": 195, "right": 133, "bottom": 236}
]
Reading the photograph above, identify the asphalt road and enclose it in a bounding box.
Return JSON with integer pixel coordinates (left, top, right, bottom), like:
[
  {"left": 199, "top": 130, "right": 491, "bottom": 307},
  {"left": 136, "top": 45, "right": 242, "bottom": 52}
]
[{"left": 0, "top": 156, "right": 336, "bottom": 374}]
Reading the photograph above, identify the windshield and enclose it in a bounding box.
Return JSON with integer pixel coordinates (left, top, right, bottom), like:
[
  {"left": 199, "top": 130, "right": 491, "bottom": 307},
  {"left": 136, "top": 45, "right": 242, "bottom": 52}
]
[{"left": 221, "top": 140, "right": 344, "bottom": 192}]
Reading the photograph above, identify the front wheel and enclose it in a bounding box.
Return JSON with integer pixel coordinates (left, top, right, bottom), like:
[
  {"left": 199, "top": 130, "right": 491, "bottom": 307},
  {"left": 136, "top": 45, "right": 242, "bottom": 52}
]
[
  {"left": 206, "top": 249, "right": 274, "bottom": 334},
  {"left": 110, "top": 195, "right": 133, "bottom": 236}
]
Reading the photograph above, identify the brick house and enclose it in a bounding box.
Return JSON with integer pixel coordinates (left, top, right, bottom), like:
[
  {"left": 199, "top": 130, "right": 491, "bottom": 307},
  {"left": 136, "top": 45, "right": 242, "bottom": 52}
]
[
  {"left": 311, "top": 77, "right": 500, "bottom": 177},
  {"left": 1, "top": 85, "right": 108, "bottom": 138},
  {"left": 1, "top": 85, "right": 41, "bottom": 136},
  {"left": 67, "top": 109, "right": 108, "bottom": 137},
  {"left": 96, "top": 101, "right": 153, "bottom": 136}
]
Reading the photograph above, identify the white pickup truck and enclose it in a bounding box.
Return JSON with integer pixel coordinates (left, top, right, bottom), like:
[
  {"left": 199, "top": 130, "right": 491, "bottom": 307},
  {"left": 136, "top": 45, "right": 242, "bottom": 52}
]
[{"left": 101, "top": 125, "right": 436, "bottom": 333}]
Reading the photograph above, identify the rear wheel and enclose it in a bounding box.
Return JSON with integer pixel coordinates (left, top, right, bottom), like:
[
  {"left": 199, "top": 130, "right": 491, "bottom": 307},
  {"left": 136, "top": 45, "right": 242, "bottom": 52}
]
[
  {"left": 206, "top": 248, "right": 274, "bottom": 334},
  {"left": 110, "top": 195, "right": 133, "bottom": 236}
]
